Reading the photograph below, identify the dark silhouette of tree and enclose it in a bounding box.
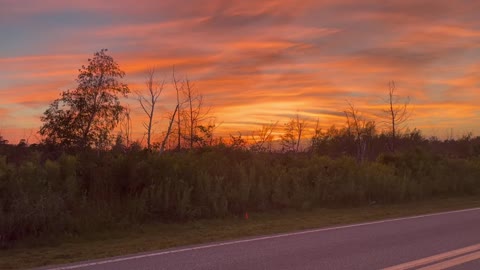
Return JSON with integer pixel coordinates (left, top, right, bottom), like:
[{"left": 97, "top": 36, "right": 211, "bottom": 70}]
[
  {"left": 281, "top": 113, "right": 307, "bottom": 152},
  {"left": 40, "top": 49, "right": 130, "bottom": 148},
  {"left": 169, "top": 68, "right": 212, "bottom": 150},
  {"left": 160, "top": 104, "right": 179, "bottom": 154},
  {"left": 344, "top": 102, "right": 375, "bottom": 163},
  {"left": 182, "top": 78, "right": 212, "bottom": 149},
  {"left": 119, "top": 105, "right": 132, "bottom": 147},
  {"left": 229, "top": 132, "right": 248, "bottom": 150},
  {"left": 381, "top": 81, "right": 410, "bottom": 152},
  {"left": 251, "top": 121, "right": 278, "bottom": 152},
  {"left": 172, "top": 66, "right": 183, "bottom": 150},
  {"left": 195, "top": 121, "right": 219, "bottom": 147},
  {"left": 136, "top": 68, "right": 164, "bottom": 150}
]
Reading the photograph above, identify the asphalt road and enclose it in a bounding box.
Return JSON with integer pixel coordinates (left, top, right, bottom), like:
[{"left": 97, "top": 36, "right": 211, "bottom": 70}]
[{"left": 39, "top": 207, "right": 480, "bottom": 270}]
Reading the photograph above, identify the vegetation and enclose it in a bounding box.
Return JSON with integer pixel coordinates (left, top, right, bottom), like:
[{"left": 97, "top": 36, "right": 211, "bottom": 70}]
[
  {"left": 2, "top": 197, "right": 480, "bottom": 270},
  {"left": 39, "top": 49, "right": 130, "bottom": 149},
  {"left": 1, "top": 49, "right": 480, "bottom": 268},
  {"left": 1, "top": 135, "right": 480, "bottom": 249}
]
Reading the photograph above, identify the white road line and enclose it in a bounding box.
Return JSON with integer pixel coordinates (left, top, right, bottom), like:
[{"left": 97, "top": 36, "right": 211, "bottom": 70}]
[
  {"left": 417, "top": 250, "right": 480, "bottom": 270},
  {"left": 382, "top": 243, "right": 480, "bottom": 270},
  {"left": 46, "top": 206, "right": 480, "bottom": 270}
]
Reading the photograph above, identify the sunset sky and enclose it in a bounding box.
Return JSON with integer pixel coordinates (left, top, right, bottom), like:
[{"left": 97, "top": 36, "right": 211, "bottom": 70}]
[{"left": 1, "top": 0, "right": 479, "bottom": 143}]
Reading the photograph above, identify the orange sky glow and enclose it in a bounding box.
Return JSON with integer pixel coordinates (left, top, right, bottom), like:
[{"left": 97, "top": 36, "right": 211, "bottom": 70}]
[{"left": 1, "top": 0, "right": 479, "bottom": 144}]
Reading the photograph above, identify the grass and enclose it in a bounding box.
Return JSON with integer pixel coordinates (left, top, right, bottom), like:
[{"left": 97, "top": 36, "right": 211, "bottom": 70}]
[{"left": 2, "top": 196, "right": 480, "bottom": 269}]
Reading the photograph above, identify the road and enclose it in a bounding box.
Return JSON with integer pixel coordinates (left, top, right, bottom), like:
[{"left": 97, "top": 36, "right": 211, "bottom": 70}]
[{"left": 38, "top": 207, "right": 480, "bottom": 270}]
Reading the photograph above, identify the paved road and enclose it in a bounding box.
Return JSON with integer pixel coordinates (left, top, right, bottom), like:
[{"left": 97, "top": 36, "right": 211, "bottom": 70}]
[{"left": 39, "top": 207, "right": 480, "bottom": 270}]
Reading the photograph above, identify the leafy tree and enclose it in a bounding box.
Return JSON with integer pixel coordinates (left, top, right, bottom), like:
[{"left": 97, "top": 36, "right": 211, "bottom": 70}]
[{"left": 40, "top": 49, "right": 130, "bottom": 148}]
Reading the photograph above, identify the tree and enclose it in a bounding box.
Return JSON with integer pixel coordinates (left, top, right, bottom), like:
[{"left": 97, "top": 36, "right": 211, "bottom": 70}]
[
  {"left": 172, "top": 66, "right": 183, "bottom": 150},
  {"left": 381, "top": 81, "right": 410, "bottom": 152},
  {"left": 136, "top": 68, "right": 164, "bottom": 150},
  {"left": 40, "top": 49, "right": 130, "bottom": 148},
  {"left": 229, "top": 132, "right": 248, "bottom": 150},
  {"left": 119, "top": 105, "right": 132, "bottom": 147},
  {"left": 195, "top": 121, "right": 219, "bottom": 147},
  {"left": 251, "top": 121, "right": 278, "bottom": 152},
  {"left": 281, "top": 113, "right": 307, "bottom": 152},
  {"left": 182, "top": 77, "right": 212, "bottom": 149},
  {"left": 160, "top": 104, "right": 179, "bottom": 154},
  {"left": 310, "top": 118, "right": 322, "bottom": 152},
  {"left": 344, "top": 102, "right": 375, "bottom": 163},
  {"left": 170, "top": 68, "right": 212, "bottom": 150}
]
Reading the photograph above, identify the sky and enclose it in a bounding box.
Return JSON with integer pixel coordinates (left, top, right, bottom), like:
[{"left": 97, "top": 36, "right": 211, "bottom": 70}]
[{"left": 1, "top": 0, "right": 480, "bottom": 143}]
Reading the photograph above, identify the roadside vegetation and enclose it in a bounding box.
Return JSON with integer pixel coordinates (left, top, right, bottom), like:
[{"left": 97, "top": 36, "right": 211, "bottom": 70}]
[
  {"left": 1, "top": 134, "right": 480, "bottom": 249},
  {"left": 1, "top": 196, "right": 480, "bottom": 269}
]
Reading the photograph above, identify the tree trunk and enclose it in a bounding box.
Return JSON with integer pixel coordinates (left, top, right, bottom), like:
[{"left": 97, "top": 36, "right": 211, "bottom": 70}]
[
  {"left": 160, "top": 105, "right": 179, "bottom": 155},
  {"left": 81, "top": 73, "right": 104, "bottom": 148}
]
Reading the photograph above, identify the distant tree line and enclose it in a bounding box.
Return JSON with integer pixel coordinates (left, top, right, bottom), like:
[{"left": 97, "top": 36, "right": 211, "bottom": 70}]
[
  {"left": 0, "top": 48, "right": 474, "bottom": 159},
  {"left": 1, "top": 48, "right": 479, "bottom": 160}
]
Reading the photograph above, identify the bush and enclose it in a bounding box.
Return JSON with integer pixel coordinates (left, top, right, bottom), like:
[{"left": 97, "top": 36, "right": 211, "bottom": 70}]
[{"left": 1, "top": 147, "right": 480, "bottom": 247}]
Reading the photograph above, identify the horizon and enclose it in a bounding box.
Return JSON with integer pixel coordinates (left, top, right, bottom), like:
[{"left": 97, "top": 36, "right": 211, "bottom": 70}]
[{"left": 1, "top": 0, "right": 480, "bottom": 144}]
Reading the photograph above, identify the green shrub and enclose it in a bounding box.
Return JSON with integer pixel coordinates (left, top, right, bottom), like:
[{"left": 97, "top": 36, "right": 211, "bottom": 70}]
[{"left": 1, "top": 148, "right": 480, "bottom": 247}]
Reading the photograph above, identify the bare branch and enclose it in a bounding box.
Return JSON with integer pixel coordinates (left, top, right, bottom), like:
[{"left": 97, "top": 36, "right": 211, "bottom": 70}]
[
  {"left": 251, "top": 121, "right": 278, "bottom": 152},
  {"left": 380, "top": 80, "right": 411, "bottom": 152},
  {"left": 136, "top": 67, "right": 164, "bottom": 150}
]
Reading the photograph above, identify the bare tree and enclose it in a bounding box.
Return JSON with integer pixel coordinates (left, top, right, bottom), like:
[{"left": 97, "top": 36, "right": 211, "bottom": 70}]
[
  {"left": 229, "top": 132, "right": 248, "bottom": 150},
  {"left": 185, "top": 78, "right": 195, "bottom": 149},
  {"left": 196, "top": 120, "right": 220, "bottom": 147},
  {"left": 281, "top": 113, "right": 307, "bottom": 152},
  {"left": 170, "top": 67, "right": 213, "bottom": 150},
  {"left": 172, "top": 66, "right": 183, "bottom": 150},
  {"left": 160, "top": 104, "right": 179, "bottom": 154},
  {"left": 344, "top": 102, "right": 375, "bottom": 163},
  {"left": 119, "top": 105, "right": 132, "bottom": 147},
  {"left": 294, "top": 114, "right": 307, "bottom": 152},
  {"left": 381, "top": 81, "right": 410, "bottom": 152},
  {"left": 182, "top": 77, "right": 212, "bottom": 149},
  {"left": 310, "top": 118, "right": 322, "bottom": 151},
  {"left": 251, "top": 121, "right": 278, "bottom": 152},
  {"left": 136, "top": 68, "right": 164, "bottom": 150}
]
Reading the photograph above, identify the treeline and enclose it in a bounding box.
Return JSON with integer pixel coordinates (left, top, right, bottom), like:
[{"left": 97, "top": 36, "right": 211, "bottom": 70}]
[{"left": 311, "top": 127, "right": 480, "bottom": 160}]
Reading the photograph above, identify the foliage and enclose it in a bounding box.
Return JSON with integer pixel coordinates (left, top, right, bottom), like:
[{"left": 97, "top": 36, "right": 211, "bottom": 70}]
[
  {"left": 1, "top": 143, "right": 480, "bottom": 247},
  {"left": 39, "top": 49, "right": 130, "bottom": 148}
]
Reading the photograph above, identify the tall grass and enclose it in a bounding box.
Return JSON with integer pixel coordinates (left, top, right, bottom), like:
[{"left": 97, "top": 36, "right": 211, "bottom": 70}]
[{"left": 1, "top": 148, "right": 479, "bottom": 247}]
